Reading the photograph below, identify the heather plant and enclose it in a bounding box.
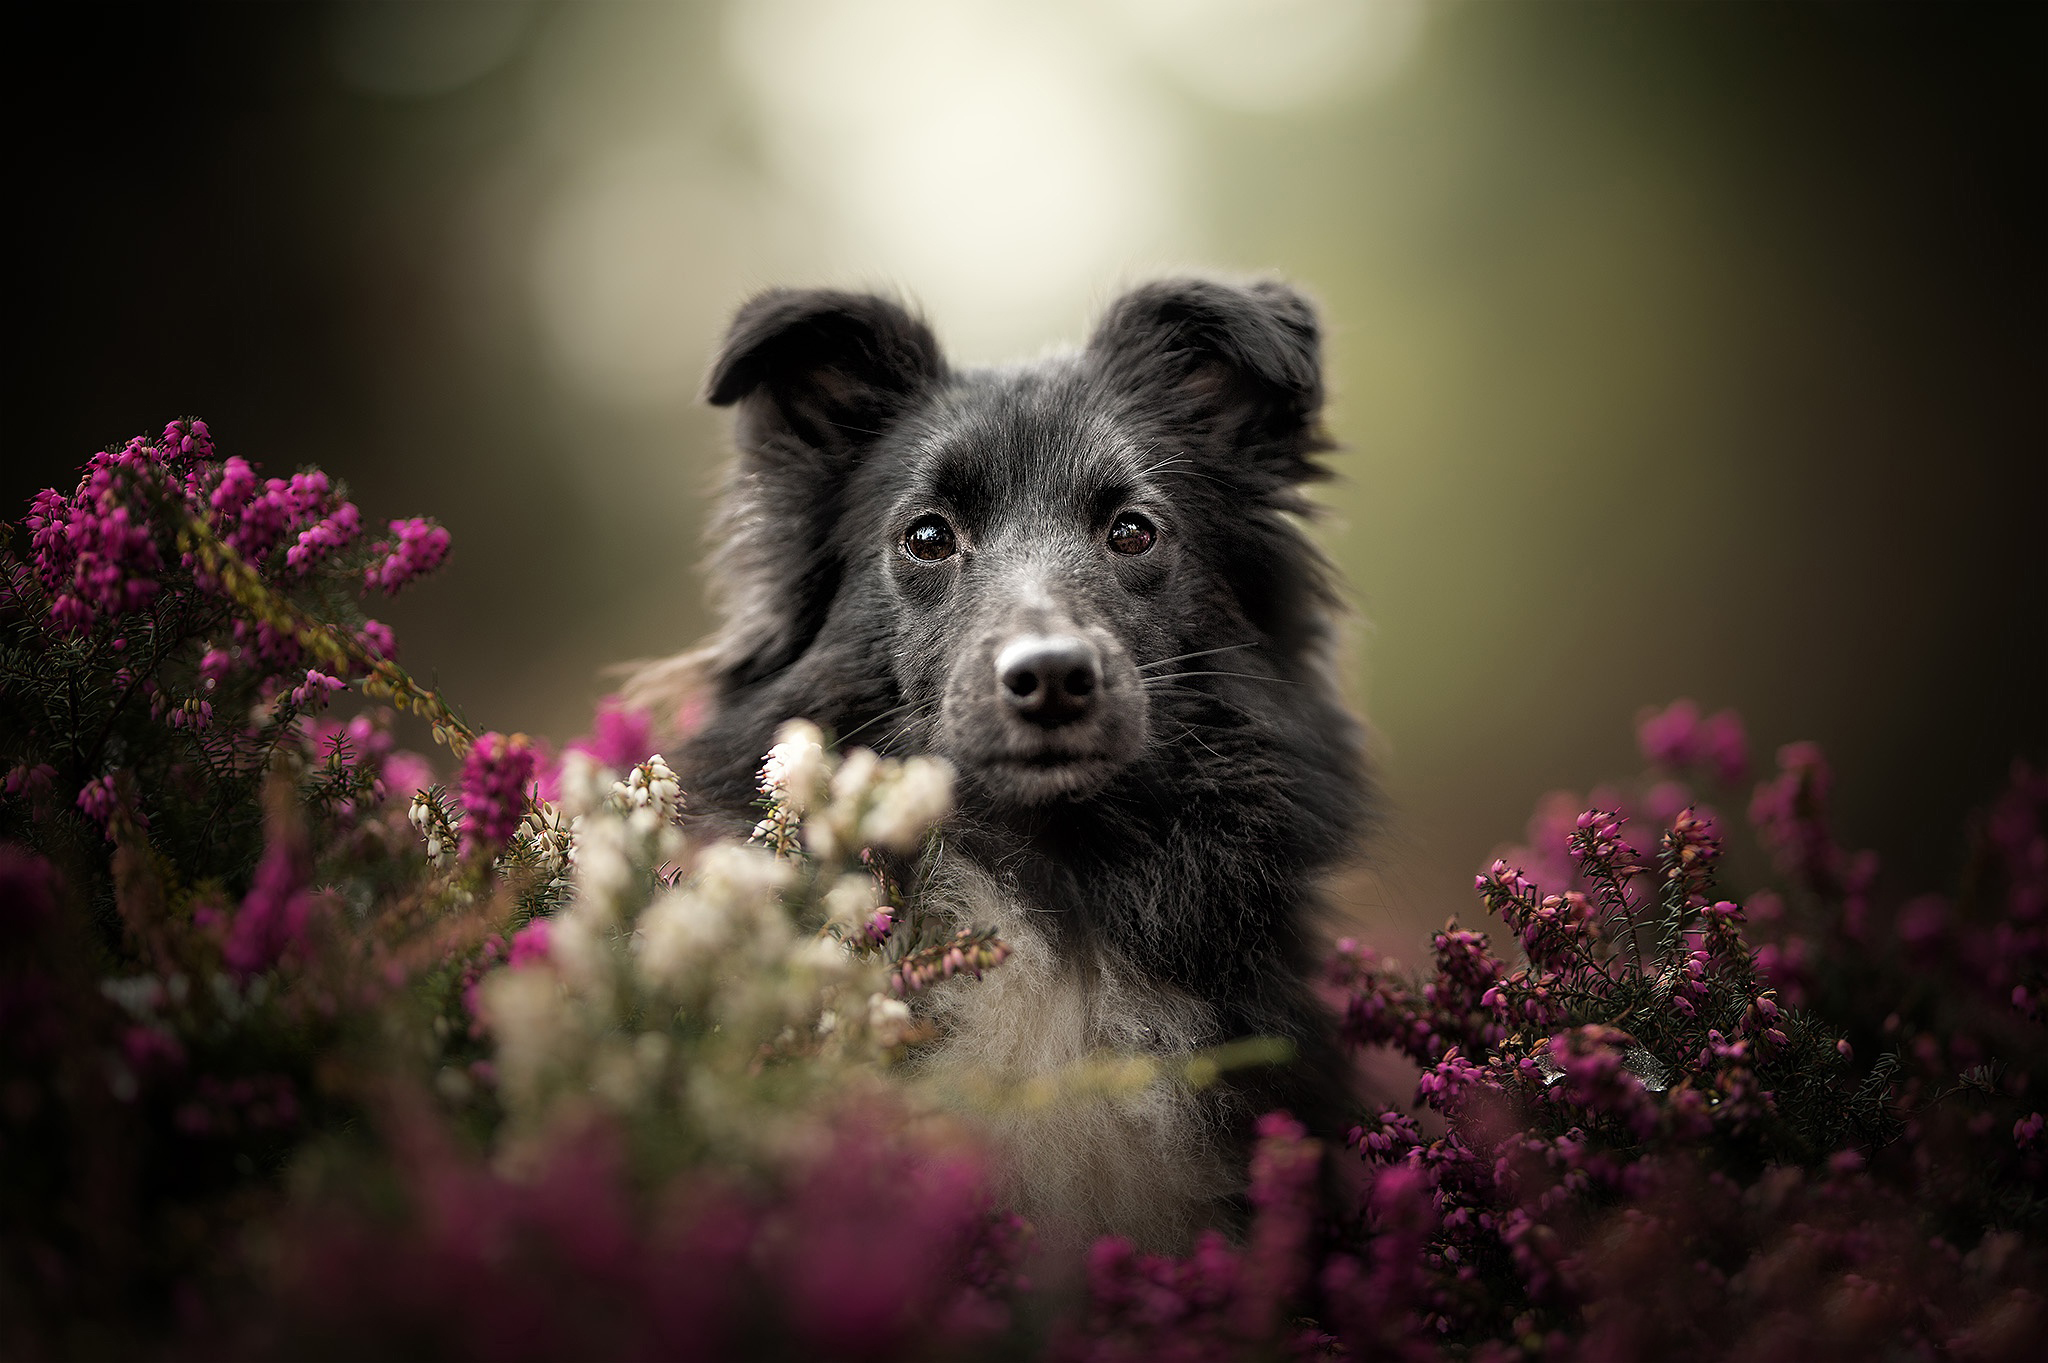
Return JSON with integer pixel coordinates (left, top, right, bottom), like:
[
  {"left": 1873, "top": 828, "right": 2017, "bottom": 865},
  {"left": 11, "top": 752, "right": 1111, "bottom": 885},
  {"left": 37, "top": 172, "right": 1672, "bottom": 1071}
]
[{"left": 3, "top": 422, "right": 2043, "bottom": 1360}]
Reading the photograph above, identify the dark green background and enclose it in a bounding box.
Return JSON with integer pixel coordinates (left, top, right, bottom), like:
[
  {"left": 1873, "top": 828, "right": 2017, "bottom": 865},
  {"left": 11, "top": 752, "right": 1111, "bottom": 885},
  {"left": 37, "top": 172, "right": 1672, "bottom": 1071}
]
[{"left": 12, "top": 2, "right": 2043, "bottom": 946}]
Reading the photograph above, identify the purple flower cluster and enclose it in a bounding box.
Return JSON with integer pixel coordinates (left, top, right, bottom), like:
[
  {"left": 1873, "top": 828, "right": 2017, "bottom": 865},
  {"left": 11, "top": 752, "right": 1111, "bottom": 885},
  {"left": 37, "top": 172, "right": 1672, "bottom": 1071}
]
[
  {"left": 1063, "top": 1113, "right": 1326, "bottom": 1361},
  {"left": 364, "top": 516, "right": 451, "bottom": 595},
  {"left": 24, "top": 436, "right": 178, "bottom": 635},
  {"left": 261, "top": 1111, "right": 1023, "bottom": 1362},
  {"left": 460, "top": 732, "right": 536, "bottom": 854},
  {"left": 1637, "top": 697, "right": 1749, "bottom": 785},
  {"left": 222, "top": 791, "right": 321, "bottom": 977}
]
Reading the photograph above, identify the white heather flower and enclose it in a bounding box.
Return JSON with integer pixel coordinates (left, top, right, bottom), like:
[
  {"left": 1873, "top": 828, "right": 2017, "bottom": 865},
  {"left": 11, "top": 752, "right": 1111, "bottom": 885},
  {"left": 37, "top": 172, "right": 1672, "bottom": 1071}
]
[
  {"left": 408, "top": 791, "right": 456, "bottom": 868},
  {"left": 795, "top": 931, "right": 858, "bottom": 979},
  {"left": 590, "top": 1041, "right": 644, "bottom": 1110},
  {"left": 556, "top": 750, "right": 612, "bottom": 818},
  {"left": 635, "top": 887, "right": 729, "bottom": 991},
  {"left": 547, "top": 903, "right": 615, "bottom": 993},
  {"left": 802, "top": 747, "right": 881, "bottom": 863},
  {"left": 569, "top": 814, "right": 635, "bottom": 923},
  {"left": 478, "top": 967, "right": 570, "bottom": 1112},
  {"left": 860, "top": 755, "right": 954, "bottom": 852},
  {"left": 821, "top": 873, "right": 880, "bottom": 937},
  {"left": 866, "top": 991, "right": 914, "bottom": 1048},
  {"left": 693, "top": 841, "right": 795, "bottom": 920},
  {"left": 829, "top": 747, "right": 881, "bottom": 809},
  {"left": 760, "top": 719, "right": 829, "bottom": 813},
  {"left": 613, "top": 755, "right": 683, "bottom": 821},
  {"left": 519, "top": 800, "right": 574, "bottom": 879}
]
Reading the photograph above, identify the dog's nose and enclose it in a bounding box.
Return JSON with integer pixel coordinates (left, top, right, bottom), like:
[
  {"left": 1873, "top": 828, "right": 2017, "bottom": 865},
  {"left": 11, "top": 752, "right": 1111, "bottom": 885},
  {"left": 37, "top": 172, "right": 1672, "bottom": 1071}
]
[{"left": 996, "top": 635, "right": 1100, "bottom": 727}]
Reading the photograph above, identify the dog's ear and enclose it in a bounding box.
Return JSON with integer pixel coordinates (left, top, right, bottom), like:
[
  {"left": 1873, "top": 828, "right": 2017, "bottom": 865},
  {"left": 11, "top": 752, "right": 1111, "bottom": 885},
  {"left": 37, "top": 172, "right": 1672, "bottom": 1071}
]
[
  {"left": 699, "top": 290, "right": 946, "bottom": 691},
  {"left": 1087, "top": 277, "right": 1330, "bottom": 490},
  {"left": 705, "top": 288, "right": 946, "bottom": 457}
]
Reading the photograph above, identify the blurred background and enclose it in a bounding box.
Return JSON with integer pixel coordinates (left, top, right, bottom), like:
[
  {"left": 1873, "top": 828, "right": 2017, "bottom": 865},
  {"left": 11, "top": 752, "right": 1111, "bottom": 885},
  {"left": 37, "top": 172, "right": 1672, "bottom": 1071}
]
[{"left": 12, "top": 1, "right": 2044, "bottom": 948}]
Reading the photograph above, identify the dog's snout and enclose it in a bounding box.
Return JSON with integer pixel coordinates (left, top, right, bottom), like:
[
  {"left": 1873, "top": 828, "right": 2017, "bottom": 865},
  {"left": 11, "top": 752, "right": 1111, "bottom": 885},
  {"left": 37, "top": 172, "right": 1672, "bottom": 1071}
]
[{"left": 996, "top": 635, "right": 1101, "bottom": 727}]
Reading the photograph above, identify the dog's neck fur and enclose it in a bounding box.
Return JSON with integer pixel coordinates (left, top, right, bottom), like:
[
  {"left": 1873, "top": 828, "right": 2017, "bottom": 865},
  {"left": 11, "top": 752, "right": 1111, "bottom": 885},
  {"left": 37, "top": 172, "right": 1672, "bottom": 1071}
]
[{"left": 909, "top": 849, "right": 1240, "bottom": 1250}]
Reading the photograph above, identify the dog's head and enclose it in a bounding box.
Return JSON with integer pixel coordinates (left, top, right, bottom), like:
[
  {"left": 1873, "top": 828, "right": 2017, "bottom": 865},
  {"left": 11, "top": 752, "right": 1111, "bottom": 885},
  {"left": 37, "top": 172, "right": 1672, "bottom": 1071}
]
[{"left": 690, "top": 278, "right": 1339, "bottom": 814}]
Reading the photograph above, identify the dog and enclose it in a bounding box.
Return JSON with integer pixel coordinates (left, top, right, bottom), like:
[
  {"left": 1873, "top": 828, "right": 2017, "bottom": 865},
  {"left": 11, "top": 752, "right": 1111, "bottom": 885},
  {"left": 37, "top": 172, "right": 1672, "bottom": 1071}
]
[{"left": 632, "top": 278, "right": 1372, "bottom": 1250}]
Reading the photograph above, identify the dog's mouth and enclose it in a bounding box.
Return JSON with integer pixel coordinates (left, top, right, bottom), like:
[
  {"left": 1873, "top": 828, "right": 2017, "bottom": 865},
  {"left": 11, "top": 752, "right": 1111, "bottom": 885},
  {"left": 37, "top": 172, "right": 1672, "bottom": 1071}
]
[{"left": 970, "top": 749, "right": 1125, "bottom": 803}]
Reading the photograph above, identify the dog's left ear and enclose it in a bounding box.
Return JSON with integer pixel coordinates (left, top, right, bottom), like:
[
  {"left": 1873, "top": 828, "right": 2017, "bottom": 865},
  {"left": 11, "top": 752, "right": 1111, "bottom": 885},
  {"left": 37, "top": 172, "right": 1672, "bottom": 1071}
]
[{"left": 1087, "top": 277, "right": 1330, "bottom": 489}]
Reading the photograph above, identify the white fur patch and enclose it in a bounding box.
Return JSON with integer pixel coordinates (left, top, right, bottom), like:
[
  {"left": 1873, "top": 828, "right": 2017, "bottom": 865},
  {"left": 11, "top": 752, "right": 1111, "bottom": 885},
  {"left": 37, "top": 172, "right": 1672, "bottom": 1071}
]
[{"left": 909, "top": 850, "right": 1239, "bottom": 1252}]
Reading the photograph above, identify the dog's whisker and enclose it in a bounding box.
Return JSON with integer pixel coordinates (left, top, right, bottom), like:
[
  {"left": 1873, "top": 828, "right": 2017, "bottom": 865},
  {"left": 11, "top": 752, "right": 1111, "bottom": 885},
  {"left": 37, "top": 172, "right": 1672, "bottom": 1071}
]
[
  {"left": 835, "top": 697, "right": 936, "bottom": 747},
  {"left": 1137, "top": 642, "right": 1262, "bottom": 672},
  {"left": 1141, "top": 670, "right": 1301, "bottom": 686}
]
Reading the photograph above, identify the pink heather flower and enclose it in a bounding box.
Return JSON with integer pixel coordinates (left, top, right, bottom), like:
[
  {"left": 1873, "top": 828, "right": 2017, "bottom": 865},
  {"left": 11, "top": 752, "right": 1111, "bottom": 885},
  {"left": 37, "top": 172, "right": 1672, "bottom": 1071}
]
[
  {"left": 284, "top": 500, "right": 362, "bottom": 574},
  {"left": 162, "top": 417, "right": 214, "bottom": 461},
  {"left": 209, "top": 456, "right": 259, "bottom": 519},
  {"left": 24, "top": 488, "right": 72, "bottom": 592},
  {"left": 1638, "top": 699, "right": 1748, "bottom": 785},
  {"left": 509, "top": 918, "right": 552, "bottom": 969},
  {"left": 356, "top": 618, "right": 396, "bottom": 661},
  {"left": 565, "top": 695, "right": 656, "bottom": 771},
  {"left": 5, "top": 762, "right": 57, "bottom": 803},
  {"left": 1234, "top": 1112, "right": 1321, "bottom": 1339},
  {"left": 1415, "top": 1050, "right": 1489, "bottom": 1112},
  {"left": 223, "top": 468, "right": 340, "bottom": 563},
  {"left": 1700, "top": 708, "right": 1749, "bottom": 784},
  {"left": 364, "top": 516, "right": 451, "bottom": 595},
  {"left": 382, "top": 750, "right": 435, "bottom": 806},
  {"left": 1638, "top": 698, "right": 1703, "bottom": 769},
  {"left": 30, "top": 463, "right": 168, "bottom": 636},
  {"left": 233, "top": 617, "right": 304, "bottom": 672},
  {"left": 460, "top": 732, "right": 535, "bottom": 853},
  {"left": 864, "top": 907, "right": 894, "bottom": 947},
  {"left": 76, "top": 774, "right": 122, "bottom": 831},
  {"left": 166, "top": 699, "right": 214, "bottom": 732},
  {"left": 287, "top": 669, "right": 346, "bottom": 711},
  {"left": 223, "top": 805, "right": 317, "bottom": 977},
  {"left": 2017, "top": 1112, "right": 2044, "bottom": 1149},
  {"left": 199, "top": 647, "right": 234, "bottom": 683}
]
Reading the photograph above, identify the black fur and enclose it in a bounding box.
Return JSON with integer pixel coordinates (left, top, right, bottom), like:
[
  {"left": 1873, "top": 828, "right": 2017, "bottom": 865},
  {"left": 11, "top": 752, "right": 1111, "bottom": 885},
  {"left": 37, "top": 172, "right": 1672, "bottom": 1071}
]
[{"left": 676, "top": 277, "right": 1371, "bottom": 1205}]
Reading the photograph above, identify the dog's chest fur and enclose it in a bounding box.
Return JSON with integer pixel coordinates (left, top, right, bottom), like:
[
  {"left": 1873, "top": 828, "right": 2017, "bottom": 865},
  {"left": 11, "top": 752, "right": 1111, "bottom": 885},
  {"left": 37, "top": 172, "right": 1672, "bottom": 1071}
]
[{"left": 909, "top": 852, "right": 1240, "bottom": 1251}]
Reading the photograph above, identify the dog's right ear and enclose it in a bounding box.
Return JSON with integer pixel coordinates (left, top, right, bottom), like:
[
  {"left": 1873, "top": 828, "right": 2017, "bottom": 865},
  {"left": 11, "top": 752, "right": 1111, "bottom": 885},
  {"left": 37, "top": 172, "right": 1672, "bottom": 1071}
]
[
  {"left": 705, "top": 289, "right": 946, "bottom": 458},
  {"left": 697, "top": 290, "right": 946, "bottom": 693}
]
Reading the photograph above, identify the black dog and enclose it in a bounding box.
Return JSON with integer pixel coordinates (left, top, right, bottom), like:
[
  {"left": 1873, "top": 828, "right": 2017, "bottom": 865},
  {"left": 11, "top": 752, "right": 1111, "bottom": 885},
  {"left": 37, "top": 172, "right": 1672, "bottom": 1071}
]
[{"left": 637, "top": 278, "right": 1371, "bottom": 1248}]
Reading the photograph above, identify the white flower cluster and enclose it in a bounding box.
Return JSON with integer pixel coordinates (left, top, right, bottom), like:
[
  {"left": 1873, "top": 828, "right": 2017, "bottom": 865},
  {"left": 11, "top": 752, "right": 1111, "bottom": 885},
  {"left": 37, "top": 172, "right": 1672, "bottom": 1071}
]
[
  {"left": 407, "top": 788, "right": 458, "bottom": 868},
  {"left": 517, "top": 800, "right": 574, "bottom": 885},
  {"left": 612, "top": 755, "right": 683, "bottom": 820},
  {"left": 750, "top": 719, "right": 955, "bottom": 863},
  {"left": 475, "top": 724, "right": 965, "bottom": 1150}
]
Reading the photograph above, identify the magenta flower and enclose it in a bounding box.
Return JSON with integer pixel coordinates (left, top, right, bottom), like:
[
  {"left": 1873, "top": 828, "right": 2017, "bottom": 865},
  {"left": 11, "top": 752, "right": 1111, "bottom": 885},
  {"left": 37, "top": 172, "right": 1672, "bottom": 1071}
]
[
  {"left": 565, "top": 694, "right": 655, "bottom": 771},
  {"left": 76, "top": 774, "right": 122, "bottom": 833},
  {"left": 356, "top": 618, "right": 396, "bottom": 661},
  {"left": 1638, "top": 697, "right": 1703, "bottom": 769},
  {"left": 364, "top": 517, "right": 451, "bottom": 595},
  {"left": 460, "top": 732, "right": 535, "bottom": 853},
  {"left": 509, "top": 918, "right": 552, "bottom": 969},
  {"left": 287, "top": 669, "right": 346, "bottom": 711},
  {"left": 284, "top": 500, "right": 363, "bottom": 574},
  {"left": 224, "top": 803, "right": 317, "bottom": 977},
  {"left": 209, "top": 455, "right": 259, "bottom": 519}
]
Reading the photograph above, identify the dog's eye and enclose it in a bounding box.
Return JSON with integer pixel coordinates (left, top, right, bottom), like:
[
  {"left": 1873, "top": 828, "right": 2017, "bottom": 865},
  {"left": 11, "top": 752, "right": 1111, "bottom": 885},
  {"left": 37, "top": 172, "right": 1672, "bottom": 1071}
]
[
  {"left": 1107, "top": 512, "right": 1156, "bottom": 556},
  {"left": 903, "top": 514, "right": 958, "bottom": 562}
]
